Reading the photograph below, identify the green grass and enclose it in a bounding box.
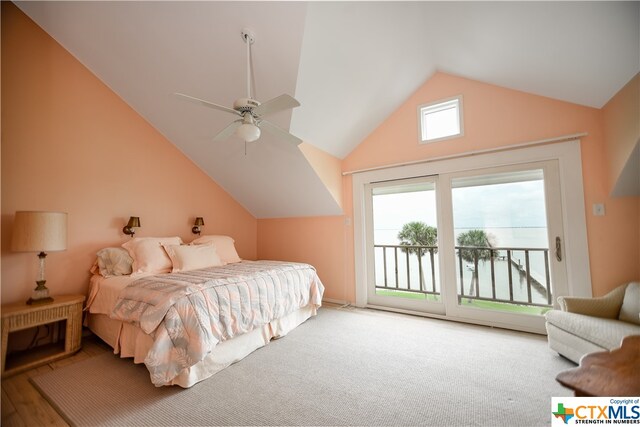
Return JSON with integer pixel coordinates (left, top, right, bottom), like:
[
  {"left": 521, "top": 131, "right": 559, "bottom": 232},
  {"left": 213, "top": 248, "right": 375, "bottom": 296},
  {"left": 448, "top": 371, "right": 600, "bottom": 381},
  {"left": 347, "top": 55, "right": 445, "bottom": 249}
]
[
  {"left": 375, "top": 289, "right": 550, "bottom": 315},
  {"left": 376, "top": 289, "right": 440, "bottom": 302}
]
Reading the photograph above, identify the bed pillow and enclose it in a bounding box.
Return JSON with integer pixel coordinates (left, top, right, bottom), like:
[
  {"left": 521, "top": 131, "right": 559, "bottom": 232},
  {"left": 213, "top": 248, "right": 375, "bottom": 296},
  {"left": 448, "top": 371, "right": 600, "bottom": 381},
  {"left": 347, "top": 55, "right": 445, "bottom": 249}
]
[
  {"left": 162, "top": 243, "right": 225, "bottom": 273},
  {"left": 95, "top": 247, "right": 133, "bottom": 277},
  {"left": 191, "top": 235, "right": 241, "bottom": 264},
  {"left": 122, "top": 236, "right": 182, "bottom": 275}
]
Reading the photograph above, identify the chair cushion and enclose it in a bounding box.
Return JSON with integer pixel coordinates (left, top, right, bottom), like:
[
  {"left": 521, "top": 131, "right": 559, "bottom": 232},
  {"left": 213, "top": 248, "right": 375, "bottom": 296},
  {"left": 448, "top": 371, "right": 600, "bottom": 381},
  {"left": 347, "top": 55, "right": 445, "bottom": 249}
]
[
  {"left": 545, "top": 309, "right": 640, "bottom": 350},
  {"left": 619, "top": 282, "right": 640, "bottom": 325},
  {"left": 545, "top": 323, "right": 607, "bottom": 364}
]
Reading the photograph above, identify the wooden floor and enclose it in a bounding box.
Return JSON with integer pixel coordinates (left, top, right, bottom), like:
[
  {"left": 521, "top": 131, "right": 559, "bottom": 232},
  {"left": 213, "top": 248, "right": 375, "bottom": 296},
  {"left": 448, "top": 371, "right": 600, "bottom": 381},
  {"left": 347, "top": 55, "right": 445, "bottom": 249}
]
[{"left": 1, "top": 334, "right": 111, "bottom": 427}]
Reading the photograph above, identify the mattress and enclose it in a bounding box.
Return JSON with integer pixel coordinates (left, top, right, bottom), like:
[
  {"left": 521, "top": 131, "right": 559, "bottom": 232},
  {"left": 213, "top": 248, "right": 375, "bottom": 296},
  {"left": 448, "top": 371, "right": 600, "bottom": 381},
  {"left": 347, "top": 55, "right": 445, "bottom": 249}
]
[{"left": 86, "top": 261, "right": 323, "bottom": 387}]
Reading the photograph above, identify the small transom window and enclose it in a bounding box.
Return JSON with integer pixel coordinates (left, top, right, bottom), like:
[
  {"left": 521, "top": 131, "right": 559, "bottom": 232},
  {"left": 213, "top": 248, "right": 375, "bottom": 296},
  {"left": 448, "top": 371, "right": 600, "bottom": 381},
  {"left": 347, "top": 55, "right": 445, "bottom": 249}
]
[{"left": 418, "top": 96, "right": 463, "bottom": 143}]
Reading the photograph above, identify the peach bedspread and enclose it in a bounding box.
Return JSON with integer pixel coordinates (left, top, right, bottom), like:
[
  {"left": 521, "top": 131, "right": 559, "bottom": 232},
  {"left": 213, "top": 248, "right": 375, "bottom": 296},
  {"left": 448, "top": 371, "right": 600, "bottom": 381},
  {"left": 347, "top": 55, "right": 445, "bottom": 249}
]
[{"left": 111, "top": 261, "right": 324, "bottom": 386}]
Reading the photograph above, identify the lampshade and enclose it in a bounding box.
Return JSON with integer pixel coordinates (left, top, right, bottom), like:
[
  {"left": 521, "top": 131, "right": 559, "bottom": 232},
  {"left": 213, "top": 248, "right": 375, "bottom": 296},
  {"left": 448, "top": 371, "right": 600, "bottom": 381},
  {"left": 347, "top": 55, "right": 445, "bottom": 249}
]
[
  {"left": 126, "top": 216, "right": 141, "bottom": 228},
  {"left": 11, "top": 211, "right": 67, "bottom": 253},
  {"left": 235, "top": 123, "right": 261, "bottom": 142},
  {"left": 194, "top": 217, "right": 205, "bottom": 226}
]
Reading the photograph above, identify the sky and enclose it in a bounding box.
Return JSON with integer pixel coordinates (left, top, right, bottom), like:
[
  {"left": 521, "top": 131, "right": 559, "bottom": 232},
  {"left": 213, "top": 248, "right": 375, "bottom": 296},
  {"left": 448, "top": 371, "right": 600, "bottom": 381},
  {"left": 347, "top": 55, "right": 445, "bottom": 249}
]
[
  {"left": 372, "top": 174, "right": 551, "bottom": 291},
  {"left": 372, "top": 178, "right": 548, "bottom": 232}
]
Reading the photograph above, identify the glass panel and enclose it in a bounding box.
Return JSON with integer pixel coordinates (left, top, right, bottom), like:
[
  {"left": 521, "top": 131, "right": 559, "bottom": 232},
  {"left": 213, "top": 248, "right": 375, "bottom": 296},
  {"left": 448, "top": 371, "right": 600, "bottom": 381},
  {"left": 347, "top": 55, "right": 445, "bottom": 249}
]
[
  {"left": 451, "top": 169, "right": 552, "bottom": 315},
  {"left": 372, "top": 180, "right": 440, "bottom": 301},
  {"left": 421, "top": 98, "right": 460, "bottom": 141},
  {"left": 424, "top": 107, "right": 459, "bottom": 140}
]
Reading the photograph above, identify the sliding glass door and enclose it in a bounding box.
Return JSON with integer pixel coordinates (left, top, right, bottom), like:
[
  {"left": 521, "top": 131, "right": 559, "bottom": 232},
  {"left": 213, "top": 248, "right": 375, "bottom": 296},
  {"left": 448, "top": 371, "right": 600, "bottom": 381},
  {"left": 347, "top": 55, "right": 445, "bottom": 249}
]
[
  {"left": 363, "top": 161, "right": 568, "bottom": 332},
  {"left": 440, "top": 162, "right": 568, "bottom": 331}
]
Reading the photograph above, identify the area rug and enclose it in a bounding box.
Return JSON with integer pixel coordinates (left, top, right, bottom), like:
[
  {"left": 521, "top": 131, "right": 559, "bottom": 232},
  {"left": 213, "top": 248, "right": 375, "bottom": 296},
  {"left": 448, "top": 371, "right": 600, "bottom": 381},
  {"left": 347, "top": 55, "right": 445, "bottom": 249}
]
[{"left": 31, "top": 307, "right": 572, "bottom": 426}]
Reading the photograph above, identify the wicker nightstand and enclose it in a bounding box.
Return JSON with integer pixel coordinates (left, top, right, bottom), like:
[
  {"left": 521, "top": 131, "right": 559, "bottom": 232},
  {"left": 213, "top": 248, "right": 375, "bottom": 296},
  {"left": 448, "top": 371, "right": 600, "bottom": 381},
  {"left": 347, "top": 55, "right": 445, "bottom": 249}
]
[{"left": 1, "top": 294, "right": 85, "bottom": 377}]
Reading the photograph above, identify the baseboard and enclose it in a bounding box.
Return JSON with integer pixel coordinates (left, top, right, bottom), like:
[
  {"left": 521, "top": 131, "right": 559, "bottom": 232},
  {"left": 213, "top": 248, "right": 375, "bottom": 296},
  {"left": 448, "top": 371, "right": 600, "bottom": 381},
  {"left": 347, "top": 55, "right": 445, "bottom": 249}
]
[
  {"left": 322, "top": 298, "right": 349, "bottom": 306},
  {"left": 364, "top": 304, "right": 547, "bottom": 335}
]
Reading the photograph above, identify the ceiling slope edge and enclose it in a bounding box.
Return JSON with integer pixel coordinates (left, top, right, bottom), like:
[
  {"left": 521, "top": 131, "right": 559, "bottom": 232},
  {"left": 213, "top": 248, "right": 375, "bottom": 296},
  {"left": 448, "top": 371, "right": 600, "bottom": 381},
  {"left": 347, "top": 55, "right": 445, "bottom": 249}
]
[
  {"left": 611, "top": 140, "right": 640, "bottom": 197},
  {"left": 298, "top": 143, "right": 343, "bottom": 210}
]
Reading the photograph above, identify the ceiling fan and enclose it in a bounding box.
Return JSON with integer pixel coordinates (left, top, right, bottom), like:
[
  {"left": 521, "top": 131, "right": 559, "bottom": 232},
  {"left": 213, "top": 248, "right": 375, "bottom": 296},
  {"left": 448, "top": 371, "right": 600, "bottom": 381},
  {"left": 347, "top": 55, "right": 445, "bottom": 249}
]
[{"left": 175, "top": 29, "right": 302, "bottom": 146}]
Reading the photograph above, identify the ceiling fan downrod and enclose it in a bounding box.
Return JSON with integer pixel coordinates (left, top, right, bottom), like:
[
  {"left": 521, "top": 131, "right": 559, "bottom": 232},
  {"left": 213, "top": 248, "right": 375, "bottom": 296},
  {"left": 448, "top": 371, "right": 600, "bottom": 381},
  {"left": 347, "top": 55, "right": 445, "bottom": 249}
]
[{"left": 241, "top": 28, "right": 255, "bottom": 101}]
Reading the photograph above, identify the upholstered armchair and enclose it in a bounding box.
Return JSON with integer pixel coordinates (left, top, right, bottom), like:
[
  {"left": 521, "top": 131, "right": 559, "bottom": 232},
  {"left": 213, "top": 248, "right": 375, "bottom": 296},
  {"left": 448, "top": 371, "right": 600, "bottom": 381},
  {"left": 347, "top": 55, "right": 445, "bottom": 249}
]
[{"left": 545, "top": 282, "right": 640, "bottom": 363}]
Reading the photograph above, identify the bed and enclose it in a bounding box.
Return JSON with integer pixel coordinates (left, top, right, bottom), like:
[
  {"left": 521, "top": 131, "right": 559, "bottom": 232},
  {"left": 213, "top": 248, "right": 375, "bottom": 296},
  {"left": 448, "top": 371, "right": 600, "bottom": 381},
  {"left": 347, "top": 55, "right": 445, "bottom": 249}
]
[{"left": 85, "top": 257, "right": 324, "bottom": 388}]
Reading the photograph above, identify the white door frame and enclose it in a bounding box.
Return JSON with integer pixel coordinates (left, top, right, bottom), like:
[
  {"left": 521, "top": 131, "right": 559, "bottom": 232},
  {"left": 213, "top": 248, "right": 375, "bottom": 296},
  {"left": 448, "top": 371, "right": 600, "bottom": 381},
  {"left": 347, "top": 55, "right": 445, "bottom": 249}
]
[{"left": 352, "top": 139, "right": 592, "bottom": 332}]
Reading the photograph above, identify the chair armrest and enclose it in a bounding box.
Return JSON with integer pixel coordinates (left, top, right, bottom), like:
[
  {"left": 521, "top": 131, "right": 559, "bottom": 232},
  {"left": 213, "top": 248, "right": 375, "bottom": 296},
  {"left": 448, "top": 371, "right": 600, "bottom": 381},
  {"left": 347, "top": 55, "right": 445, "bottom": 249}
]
[{"left": 557, "top": 285, "right": 627, "bottom": 319}]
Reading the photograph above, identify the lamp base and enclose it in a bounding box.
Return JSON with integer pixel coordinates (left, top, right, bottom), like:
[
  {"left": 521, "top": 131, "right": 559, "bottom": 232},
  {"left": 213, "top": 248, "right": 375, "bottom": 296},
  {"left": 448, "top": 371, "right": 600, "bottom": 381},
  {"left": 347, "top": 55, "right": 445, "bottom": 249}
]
[{"left": 27, "top": 280, "right": 54, "bottom": 305}]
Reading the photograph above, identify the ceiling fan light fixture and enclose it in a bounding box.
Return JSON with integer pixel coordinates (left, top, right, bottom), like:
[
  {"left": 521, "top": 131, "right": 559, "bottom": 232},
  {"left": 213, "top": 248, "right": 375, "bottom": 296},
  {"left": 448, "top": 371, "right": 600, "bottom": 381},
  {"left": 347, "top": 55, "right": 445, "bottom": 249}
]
[{"left": 236, "top": 123, "right": 261, "bottom": 142}]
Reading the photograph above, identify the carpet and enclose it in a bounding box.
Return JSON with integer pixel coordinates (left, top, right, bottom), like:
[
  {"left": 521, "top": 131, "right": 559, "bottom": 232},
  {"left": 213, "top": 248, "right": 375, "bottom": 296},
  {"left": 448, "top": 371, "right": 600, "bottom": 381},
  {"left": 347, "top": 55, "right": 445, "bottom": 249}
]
[{"left": 31, "top": 307, "right": 573, "bottom": 426}]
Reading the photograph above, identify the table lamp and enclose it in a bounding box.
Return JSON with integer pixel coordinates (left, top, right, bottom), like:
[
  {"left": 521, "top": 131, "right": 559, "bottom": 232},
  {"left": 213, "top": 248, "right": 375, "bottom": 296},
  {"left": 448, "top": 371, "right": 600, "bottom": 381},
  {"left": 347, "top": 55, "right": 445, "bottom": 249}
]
[{"left": 11, "top": 211, "right": 68, "bottom": 305}]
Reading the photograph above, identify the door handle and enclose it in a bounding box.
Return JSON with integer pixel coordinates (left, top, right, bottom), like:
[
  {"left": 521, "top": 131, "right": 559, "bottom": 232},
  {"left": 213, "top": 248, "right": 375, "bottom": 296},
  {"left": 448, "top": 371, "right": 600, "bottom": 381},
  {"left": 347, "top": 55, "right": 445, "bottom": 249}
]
[{"left": 555, "top": 236, "right": 562, "bottom": 262}]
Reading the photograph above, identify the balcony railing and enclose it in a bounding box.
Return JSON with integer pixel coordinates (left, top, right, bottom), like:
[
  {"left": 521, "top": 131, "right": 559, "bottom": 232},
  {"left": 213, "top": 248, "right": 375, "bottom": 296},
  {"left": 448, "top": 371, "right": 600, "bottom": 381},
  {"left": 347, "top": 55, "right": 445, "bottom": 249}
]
[{"left": 374, "top": 244, "right": 553, "bottom": 308}]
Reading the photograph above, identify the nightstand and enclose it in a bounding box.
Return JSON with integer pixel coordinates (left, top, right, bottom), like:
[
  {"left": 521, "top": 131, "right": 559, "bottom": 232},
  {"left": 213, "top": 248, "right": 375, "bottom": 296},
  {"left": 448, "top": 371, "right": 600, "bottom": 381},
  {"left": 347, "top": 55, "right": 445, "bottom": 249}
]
[{"left": 1, "top": 294, "right": 85, "bottom": 377}]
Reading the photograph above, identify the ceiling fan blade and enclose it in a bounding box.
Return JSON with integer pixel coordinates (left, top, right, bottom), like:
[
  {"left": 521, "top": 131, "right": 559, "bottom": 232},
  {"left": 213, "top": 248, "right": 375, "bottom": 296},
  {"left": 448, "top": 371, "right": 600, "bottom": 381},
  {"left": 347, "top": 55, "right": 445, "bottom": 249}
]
[
  {"left": 174, "top": 93, "right": 241, "bottom": 117},
  {"left": 213, "top": 120, "right": 242, "bottom": 141},
  {"left": 253, "top": 94, "right": 300, "bottom": 117},
  {"left": 258, "top": 120, "right": 303, "bottom": 146}
]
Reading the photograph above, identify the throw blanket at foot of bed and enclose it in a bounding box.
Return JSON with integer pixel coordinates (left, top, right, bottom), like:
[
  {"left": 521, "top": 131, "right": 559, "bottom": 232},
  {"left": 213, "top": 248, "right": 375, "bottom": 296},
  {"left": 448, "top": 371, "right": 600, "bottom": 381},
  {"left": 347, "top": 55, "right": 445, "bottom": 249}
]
[{"left": 111, "top": 261, "right": 324, "bottom": 386}]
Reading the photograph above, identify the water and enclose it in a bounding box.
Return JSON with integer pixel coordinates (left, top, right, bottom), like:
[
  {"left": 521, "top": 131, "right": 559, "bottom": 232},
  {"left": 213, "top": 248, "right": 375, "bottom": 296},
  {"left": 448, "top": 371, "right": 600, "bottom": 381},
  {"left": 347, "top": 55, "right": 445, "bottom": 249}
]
[{"left": 373, "top": 227, "right": 551, "bottom": 305}]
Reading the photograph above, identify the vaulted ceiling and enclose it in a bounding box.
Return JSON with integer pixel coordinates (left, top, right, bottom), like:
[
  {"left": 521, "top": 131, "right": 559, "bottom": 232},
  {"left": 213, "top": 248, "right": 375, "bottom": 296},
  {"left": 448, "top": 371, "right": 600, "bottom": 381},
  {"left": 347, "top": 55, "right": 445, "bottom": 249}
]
[{"left": 16, "top": 1, "right": 639, "bottom": 218}]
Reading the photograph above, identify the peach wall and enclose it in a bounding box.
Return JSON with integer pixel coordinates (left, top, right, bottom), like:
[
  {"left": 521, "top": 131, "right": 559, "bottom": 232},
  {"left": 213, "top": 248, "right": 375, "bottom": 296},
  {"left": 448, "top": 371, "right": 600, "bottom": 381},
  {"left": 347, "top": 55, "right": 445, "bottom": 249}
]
[
  {"left": 343, "top": 73, "right": 605, "bottom": 172},
  {"left": 1, "top": 3, "right": 257, "bottom": 304},
  {"left": 257, "top": 215, "right": 349, "bottom": 302},
  {"left": 260, "top": 72, "right": 639, "bottom": 301},
  {"left": 257, "top": 173, "right": 356, "bottom": 303},
  {"left": 345, "top": 73, "right": 639, "bottom": 295},
  {"left": 602, "top": 72, "right": 639, "bottom": 193},
  {"left": 298, "top": 142, "right": 343, "bottom": 209}
]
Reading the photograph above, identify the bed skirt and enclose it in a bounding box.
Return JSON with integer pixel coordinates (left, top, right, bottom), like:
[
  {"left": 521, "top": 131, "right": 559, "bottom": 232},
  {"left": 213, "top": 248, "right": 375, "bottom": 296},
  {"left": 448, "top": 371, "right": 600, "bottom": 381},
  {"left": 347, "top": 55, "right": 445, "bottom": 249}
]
[{"left": 87, "top": 305, "right": 317, "bottom": 387}]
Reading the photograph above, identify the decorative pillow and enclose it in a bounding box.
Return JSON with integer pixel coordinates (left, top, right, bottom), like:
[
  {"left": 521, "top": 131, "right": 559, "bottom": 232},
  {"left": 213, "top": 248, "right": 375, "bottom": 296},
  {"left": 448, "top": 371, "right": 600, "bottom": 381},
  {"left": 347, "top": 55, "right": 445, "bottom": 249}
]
[
  {"left": 95, "top": 247, "right": 133, "bottom": 277},
  {"left": 122, "top": 236, "right": 182, "bottom": 275},
  {"left": 191, "top": 235, "right": 241, "bottom": 264},
  {"left": 162, "top": 243, "right": 224, "bottom": 273},
  {"left": 618, "top": 282, "right": 640, "bottom": 325}
]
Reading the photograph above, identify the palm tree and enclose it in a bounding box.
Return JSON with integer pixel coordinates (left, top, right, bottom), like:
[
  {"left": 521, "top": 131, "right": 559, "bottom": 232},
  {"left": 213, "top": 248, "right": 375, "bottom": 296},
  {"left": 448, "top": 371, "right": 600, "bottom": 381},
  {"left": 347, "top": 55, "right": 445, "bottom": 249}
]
[
  {"left": 456, "top": 229, "right": 496, "bottom": 299},
  {"left": 397, "top": 221, "right": 437, "bottom": 290}
]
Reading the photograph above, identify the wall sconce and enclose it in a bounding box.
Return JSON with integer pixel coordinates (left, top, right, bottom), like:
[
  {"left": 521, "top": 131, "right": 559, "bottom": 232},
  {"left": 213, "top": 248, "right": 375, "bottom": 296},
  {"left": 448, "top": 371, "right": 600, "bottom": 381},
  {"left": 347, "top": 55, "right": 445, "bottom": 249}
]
[
  {"left": 11, "top": 211, "right": 68, "bottom": 305},
  {"left": 192, "top": 217, "right": 204, "bottom": 235},
  {"left": 122, "top": 216, "right": 140, "bottom": 237}
]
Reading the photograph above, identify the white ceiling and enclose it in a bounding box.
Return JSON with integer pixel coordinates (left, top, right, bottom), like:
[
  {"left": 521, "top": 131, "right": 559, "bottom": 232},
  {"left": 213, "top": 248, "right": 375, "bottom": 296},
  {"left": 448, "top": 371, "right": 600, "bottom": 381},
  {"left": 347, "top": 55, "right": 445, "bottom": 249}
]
[
  {"left": 16, "top": 1, "right": 639, "bottom": 218},
  {"left": 293, "top": 1, "right": 640, "bottom": 157}
]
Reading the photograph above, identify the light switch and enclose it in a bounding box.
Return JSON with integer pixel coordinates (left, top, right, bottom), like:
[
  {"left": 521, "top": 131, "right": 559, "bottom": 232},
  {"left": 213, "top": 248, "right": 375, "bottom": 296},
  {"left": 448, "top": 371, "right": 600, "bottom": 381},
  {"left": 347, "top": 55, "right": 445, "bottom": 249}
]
[{"left": 593, "top": 203, "right": 605, "bottom": 216}]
